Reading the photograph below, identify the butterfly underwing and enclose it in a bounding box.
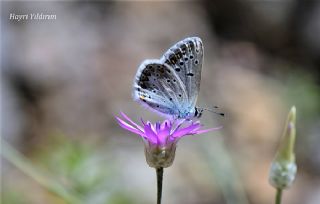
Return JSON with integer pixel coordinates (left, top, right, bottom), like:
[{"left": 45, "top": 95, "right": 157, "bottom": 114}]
[{"left": 133, "top": 37, "right": 204, "bottom": 119}]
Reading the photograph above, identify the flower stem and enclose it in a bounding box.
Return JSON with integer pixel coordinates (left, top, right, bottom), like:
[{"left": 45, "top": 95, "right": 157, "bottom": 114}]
[
  {"left": 275, "top": 188, "right": 282, "bottom": 204},
  {"left": 156, "top": 167, "right": 164, "bottom": 204}
]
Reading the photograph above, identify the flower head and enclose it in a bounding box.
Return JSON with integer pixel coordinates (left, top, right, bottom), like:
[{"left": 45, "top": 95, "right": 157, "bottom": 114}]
[{"left": 116, "top": 112, "right": 222, "bottom": 168}]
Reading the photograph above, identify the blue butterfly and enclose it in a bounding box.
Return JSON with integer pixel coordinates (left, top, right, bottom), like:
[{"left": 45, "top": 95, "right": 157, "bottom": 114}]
[{"left": 133, "top": 37, "right": 205, "bottom": 119}]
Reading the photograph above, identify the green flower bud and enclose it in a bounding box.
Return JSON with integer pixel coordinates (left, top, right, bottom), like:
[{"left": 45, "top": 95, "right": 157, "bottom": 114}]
[{"left": 269, "top": 106, "right": 297, "bottom": 189}]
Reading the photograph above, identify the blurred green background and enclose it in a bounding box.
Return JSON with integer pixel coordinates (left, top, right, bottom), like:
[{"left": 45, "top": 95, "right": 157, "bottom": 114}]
[{"left": 1, "top": 1, "right": 320, "bottom": 204}]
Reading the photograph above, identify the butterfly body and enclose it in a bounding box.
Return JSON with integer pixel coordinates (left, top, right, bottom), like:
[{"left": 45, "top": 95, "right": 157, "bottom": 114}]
[{"left": 133, "top": 37, "right": 204, "bottom": 119}]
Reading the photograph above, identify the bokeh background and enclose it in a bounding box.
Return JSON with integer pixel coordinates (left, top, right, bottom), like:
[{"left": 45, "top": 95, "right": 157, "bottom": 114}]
[{"left": 1, "top": 1, "right": 320, "bottom": 204}]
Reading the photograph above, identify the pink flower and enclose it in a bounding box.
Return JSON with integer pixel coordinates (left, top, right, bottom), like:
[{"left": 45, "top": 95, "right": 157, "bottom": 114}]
[{"left": 116, "top": 112, "right": 222, "bottom": 168}]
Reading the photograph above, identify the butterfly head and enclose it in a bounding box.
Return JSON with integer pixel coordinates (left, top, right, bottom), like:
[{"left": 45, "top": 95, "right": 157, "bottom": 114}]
[
  {"left": 175, "top": 107, "right": 203, "bottom": 119},
  {"left": 194, "top": 107, "right": 204, "bottom": 118}
]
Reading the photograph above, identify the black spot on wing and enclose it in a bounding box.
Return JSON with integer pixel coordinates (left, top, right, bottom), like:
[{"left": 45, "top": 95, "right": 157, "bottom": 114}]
[
  {"left": 173, "top": 49, "right": 183, "bottom": 60},
  {"left": 169, "top": 54, "right": 178, "bottom": 64}
]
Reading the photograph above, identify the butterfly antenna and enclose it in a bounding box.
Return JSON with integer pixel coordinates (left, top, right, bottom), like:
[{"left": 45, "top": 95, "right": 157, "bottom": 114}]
[{"left": 202, "top": 107, "right": 225, "bottom": 117}]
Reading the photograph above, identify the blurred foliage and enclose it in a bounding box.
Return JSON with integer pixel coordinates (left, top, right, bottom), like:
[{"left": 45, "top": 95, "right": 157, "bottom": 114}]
[
  {"left": 199, "top": 136, "right": 249, "bottom": 204},
  {"left": 34, "top": 136, "right": 111, "bottom": 199},
  {"left": 2, "top": 135, "right": 136, "bottom": 204},
  {"left": 283, "top": 72, "right": 320, "bottom": 122},
  {"left": 1, "top": 189, "right": 30, "bottom": 204}
]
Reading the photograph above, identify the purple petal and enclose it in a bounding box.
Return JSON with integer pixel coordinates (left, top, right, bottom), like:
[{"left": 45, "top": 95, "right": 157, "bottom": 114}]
[
  {"left": 120, "top": 112, "right": 144, "bottom": 132},
  {"left": 155, "top": 122, "right": 161, "bottom": 134},
  {"left": 141, "top": 118, "right": 146, "bottom": 126},
  {"left": 157, "top": 121, "right": 171, "bottom": 144},
  {"left": 150, "top": 121, "right": 156, "bottom": 133},
  {"left": 161, "top": 120, "right": 171, "bottom": 130},
  {"left": 144, "top": 123, "right": 158, "bottom": 144},
  {"left": 192, "top": 126, "right": 223, "bottom": 134},
  {"left": 116, "top": 117, "right": 144, "bottom": 136},
  {"left": 170, "top": 119, "right": 186, "bottom": 135},
  {"left": 172, "top": 123, "right": 201, "bottom": 138}
]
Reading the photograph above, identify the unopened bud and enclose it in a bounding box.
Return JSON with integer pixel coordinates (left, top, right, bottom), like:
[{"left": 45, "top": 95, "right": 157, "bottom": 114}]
[{"left": 269, "top": 106, "right": 297, "bottom": 189}]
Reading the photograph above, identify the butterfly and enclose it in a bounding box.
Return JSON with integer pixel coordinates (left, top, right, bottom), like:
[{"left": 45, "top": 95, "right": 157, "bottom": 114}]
[{"left": 133, "top": 37, "right": 205, "bottom": 119}]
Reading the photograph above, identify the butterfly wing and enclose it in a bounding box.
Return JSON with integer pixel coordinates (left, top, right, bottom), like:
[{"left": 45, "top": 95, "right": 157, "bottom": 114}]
[
  {"left": 133, "top": 59, "right": 189, "bottom": 117},
  {"left": 161, "top": 37, "right": 203, "bottom": 109}
]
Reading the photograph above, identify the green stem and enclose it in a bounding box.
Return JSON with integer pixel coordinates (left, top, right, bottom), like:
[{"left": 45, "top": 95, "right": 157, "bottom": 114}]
[
  {"left": 156, "top": 167, "right": 164, "bottom": 204},
  {"left": 275, "top": 188, "right": 283, "bottom": 204}
]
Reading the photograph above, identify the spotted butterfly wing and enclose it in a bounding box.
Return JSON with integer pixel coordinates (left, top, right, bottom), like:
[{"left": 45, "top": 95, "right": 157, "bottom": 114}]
[
  {"left": 161, "top": 37, "right": 203, "bottom": 109},
  {"left": 133, "top": 37, "right": 203, "bottom": 118}
]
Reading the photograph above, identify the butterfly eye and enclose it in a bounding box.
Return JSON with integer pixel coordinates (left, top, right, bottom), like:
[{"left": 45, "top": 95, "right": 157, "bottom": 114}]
[
  {"left": 194, "top": 60, "right": 199, "bottom": 65},
  {"left": 175, "top": 68, "right": 181, "bottom": 72},
  {"left": 190, "top": 55, "right": 194, "bottom": 59},
  {"left": 179, "top": 62, "right": 184, "bottom": 66}
]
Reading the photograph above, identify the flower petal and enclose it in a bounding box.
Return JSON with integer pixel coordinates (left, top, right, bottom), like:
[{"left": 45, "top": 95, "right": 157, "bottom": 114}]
[
  {"left": 144, "top": 123, "right": 158, "bottom": 144},
  {"left": 120, "top": 112, "right": 144, "bottom": 132},
  {"left": 191, "top": 126, "right": 223, "bottom": 135},
  {"left": 172, "top": 123, "right": 201, "bottom": 138},
  {"left": 116, "top": 117, "right": 145, "bottom": 136},
  {"left": 157, "top": 120, "right": 171, "bottom": 144},
  {"left": 155, "top": 122, "right": 161, "bottom": 134},
  {"left": 170, "top": 119, "right": 186, "bottom": 135},
  {"left": 150, "top": 121, "right": 156, "bottom": 133}
]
